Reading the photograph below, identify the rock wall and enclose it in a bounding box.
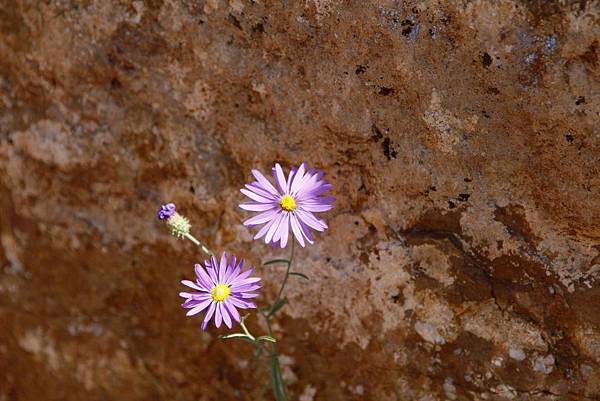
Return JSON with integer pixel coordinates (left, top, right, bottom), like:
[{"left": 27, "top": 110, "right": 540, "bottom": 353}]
[{"left": 1, "top": 1, "right": 599, "bottom": 400}]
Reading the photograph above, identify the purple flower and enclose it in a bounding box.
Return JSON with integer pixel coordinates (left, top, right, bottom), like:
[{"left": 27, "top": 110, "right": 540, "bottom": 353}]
[
  {"left": 239, "top": 163, "right": 334, "bottom": 247},
  {"left": 180, "top": 253, "right": 261, "bottom": 330},
  {"left": 157, "top": 203, "right": 177, "bottom": 220}
]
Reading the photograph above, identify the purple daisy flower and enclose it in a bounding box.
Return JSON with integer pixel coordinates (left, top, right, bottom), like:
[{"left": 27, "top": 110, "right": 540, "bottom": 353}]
[
  {"left": 180, "top": 253, "right": 261, "bottom": 330},
  {"left": 239, "top": 163, "right": 334, "bottom": 247}
]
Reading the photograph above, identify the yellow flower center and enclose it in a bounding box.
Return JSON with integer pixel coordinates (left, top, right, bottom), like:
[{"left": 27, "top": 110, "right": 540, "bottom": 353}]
[
  {"left": 210, "top": 284, "right": 231, "bottom": 302},
  {"left": 279, "top": 195, "right": 297, "bottom": 212}
]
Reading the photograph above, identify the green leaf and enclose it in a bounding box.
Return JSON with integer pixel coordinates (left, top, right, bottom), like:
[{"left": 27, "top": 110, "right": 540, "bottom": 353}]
[
  {"left": 256, "top": 335, "right": 277, "bottom": 343},
  {"left": 263, "top": 259, "right": 290, "bottom": 266},
  {"left": 270, "top": 354, "right": 286, "bottom": 401},
  {"left": 289, "top": 272, "right": 310, "bottom": 280},
  {"left": 268, "top": 297, "right": 288, "bottom": 317},
  {"left": 219, "top": 333, "right": 255, "bottom": 343}
]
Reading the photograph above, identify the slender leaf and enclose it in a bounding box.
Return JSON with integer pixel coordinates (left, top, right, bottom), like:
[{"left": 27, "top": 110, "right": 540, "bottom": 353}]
[
  {"left": 263, "top": 259, "right": 290, "bottom": 266},
  {"left": 270, "top": 353, "right": 285, "bottom": 401},
  {"left": 289, "top": 272, "right": 310, "bottom": 280},
  {"left": 219, "top": 333, "right": 255, "bottom": 343},
  {"left": 268, "top": 297, "right": 288, "bottom": 317},
  {"left": 256, "top": 335, "right": 277, "bottom": 343}
]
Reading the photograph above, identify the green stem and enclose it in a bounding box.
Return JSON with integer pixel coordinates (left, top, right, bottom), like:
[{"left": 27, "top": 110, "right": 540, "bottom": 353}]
[
  {"left": 239, "top": 316, "right": 256, "bottom": 341},
  {"left": 184, "top": 233, "right": 213, "bottom": 256},
  {"left": 275, "top": 240, "right": 295, "bottom": 303},
  {"left": 260, "top": 240, "right": 295, "bottom": 401}
]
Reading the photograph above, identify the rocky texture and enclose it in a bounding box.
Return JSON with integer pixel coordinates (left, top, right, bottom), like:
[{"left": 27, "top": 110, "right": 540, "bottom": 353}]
[{"left": 1, "top": 0, "right": 600, "bottom": 400}]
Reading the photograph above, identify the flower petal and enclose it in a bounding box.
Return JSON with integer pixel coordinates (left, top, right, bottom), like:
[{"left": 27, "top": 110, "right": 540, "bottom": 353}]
[
  {"left": 273, "top": 163, "right": 287, "bottom": 193},
  {"left": 290, "top": 214, "right": 306, "bottom": 247},
  {"left": 220, "top": 303, "right": 232, "bottom": 329},
  {"left": 277, "top": 213, "right": 290, "bottom": 248},
  {"left": 218, "top": 252, "right": 228, "bottom": 282},
  {"left": 229, "top": 297, "right": 256, "bottom": 309},
  {"left": 286, "top": 168, "right": 296, "bottom": 193},
  {"left": 251, "top": 169, "right": 280, "bottom": 196},
  {"left": 224, "top": 300, "right": 241, "bottom": 323},
  {"left": 223, "top": 256, "right": 238, "bottom": 284},
  {"left": 186, "top": 298, "right": 212, "bottom": 316},
  {"left": 299, "top": 202, "right": 334, "bottom": 212},
  {"left": 195, "top": 264, "right": 214, "bottom": 288},
  {"left": 181, "top": 280, "right": 204, "bottom": 291},
  {"left": 201, "top": 302, "right": 217, "bottom": 330},
  {"left": 230, "top": 277, "right": 262, "bottom": 289},
  {"left": 273, "top": 212, "right": 289, "bottom": 244},
  {"left": 265, "top": 212, "right": 284, "bottom": 244},
  {"left": 297, "top": 217, "right": 315, "bottom": 244},
  {"left": 214, "top": 304, "right": 222, "bottom": 328},
  {"left": 230, "top": 283, "right": 261, "bottom": 293},
  {"left": 253, "top": 215, "right": 278, "bottom": 240},
  {"left": 290, "top": 163, "right": 306, "bottom": 194},
  {"left": 243, "top": 209, "right": 279, "bottom": 226},
  {"left": 245, "top": 183, "right": 278, "bottom": 201},
  {"left": 240, "top": 188, "right": 274, "bottom": 203},
  {"left": 239, "top": 203, "right": 278, "bottom": 212},
  {"left": 296, "top": 209, "right": 327, "bottom": 231},
  {"left": 228, "top": 268, "right": 254, "bottom": 285}
]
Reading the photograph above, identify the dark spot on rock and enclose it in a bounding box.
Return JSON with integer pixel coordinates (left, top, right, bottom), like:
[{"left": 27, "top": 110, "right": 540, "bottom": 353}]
[
  {"left": 189, "top": 186, "right": 195, "bottom": 194},
  {"left": 481, "top": 52, "right": 492, "bottom": 67},
  {"left": 448, "top": 200, "right": 456, "bottom": 209},
  {"left": 382, "top": 137, "right": 397, "bottom": 160},
  {"left": 565, "top": 133, "right": 574, "bottom": 143},
  {"left": 229, "top": 14, "right": 242, "bottom": 30},
  {"left": 403, "top": 208, "right": 463, "bottom": 239},
  {"left": 494, "top": 204, "right": 540, "bottom": 244},
  {"left": 355, "top": 221, "right": 359, "bottom": 225},
  {"left": 326, "top": 257, "right": 331, "bottom": 262},
  {"left": 391, "top": 293, "right": 403, "bottom": 304},
  {"left": 486, "top": 87, "right": 500, "bottom": 95},
  {"left": 458, "top": 193, "right": 470, "bottom": 202},
  {"left": 481, "top": 110, "right": 490, "bottom": 118},
  {"left": 429, "top": 186, "right": 437, "bottom": 191},
  {"left": 377, "top": 86, "right": 394, "bottom": 96},
  {"left": 110, "top": 77, "right": 122, "bottom": 89},
  {"left": 359, "top": 252, "right": 370, "bottom": 265},
  {"left": 579, "top": 40, "right": 598, "bottom": 67},
  {"left": 252, "top": 22, "right": 264, "bottom": 33},
  {"left": 464, "top": 177, "right": 472, "bottom": 182},
  {"left": 355, "top": 65, "right": 367, "bottom": 74},
  {"left": 371, "top": 125, "right": 383, "bottom": 142},
  {"left": 575, "top": 96, "right": 585, "bottom": 105},
  {"left": 400, "top": 19, "right": 415, "bottom": 36}
]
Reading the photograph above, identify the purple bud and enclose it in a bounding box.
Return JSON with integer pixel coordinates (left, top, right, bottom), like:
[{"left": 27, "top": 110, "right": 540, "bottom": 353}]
[{"left": 157, "top": 203, "right": 177, "bottom": 220}]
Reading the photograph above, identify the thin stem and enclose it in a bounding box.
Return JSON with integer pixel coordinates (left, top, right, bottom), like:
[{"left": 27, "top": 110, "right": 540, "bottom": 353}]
[
  {"left": 239, "top": 316, "right": 256, "bottom": 341},
  {"left": 259, "top": 240, "right": 295, "bottom": 401},
  {"left": 275, "top": 240, "right": 295, "bottom": 303},
  {"left": 184, "top": 233, "right": 213, "bottom": 256}
]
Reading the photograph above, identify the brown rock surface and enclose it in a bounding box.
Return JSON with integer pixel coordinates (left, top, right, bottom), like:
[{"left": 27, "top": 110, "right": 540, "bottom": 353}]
[{"left": 1, "top": 1, "right": 600, "bottom": 400}]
